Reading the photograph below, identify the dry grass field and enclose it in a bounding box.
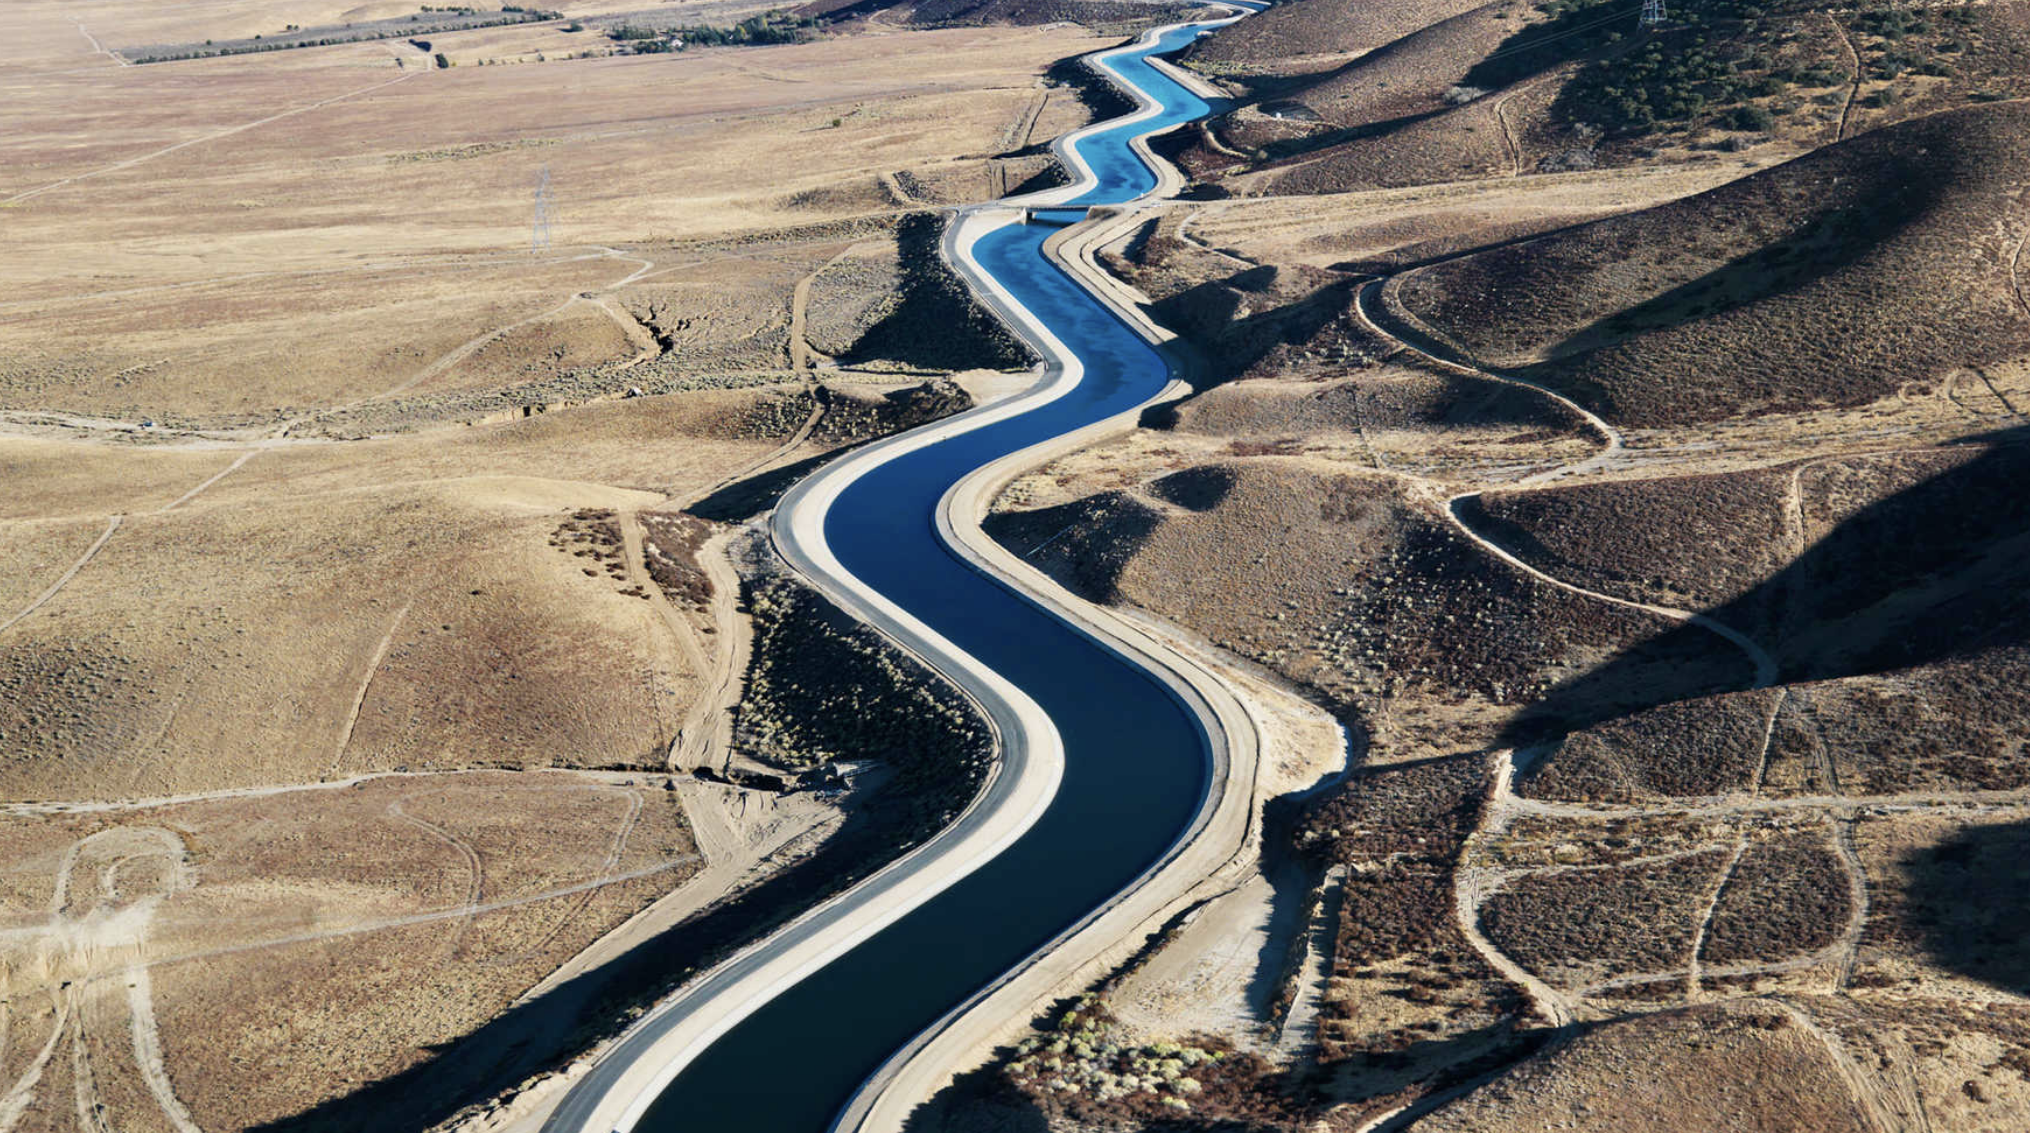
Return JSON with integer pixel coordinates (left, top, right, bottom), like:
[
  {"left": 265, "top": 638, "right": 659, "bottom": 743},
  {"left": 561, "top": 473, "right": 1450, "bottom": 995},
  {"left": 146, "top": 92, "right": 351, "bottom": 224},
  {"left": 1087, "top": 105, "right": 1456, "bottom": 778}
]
[
  {"left": 0, "top": 2, "right": 1117, "bottom": 1129},
  {"left": 0, "top": 771, "right": 697, "bottom": 1132},
  {"left": 2, "top": 2, "right": 1099, "bottom": 427}
]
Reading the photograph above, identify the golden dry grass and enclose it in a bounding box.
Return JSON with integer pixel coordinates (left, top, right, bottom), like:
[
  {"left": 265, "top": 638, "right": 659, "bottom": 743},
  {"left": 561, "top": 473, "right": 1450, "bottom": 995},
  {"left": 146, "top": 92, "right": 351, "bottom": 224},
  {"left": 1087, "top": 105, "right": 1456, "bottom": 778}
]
[
  {"left": 0, "top": 7, "right": 1103, "bottom": 424},
  {"left": 0, "top": 770, "right": 697, "bottom": 1131},
  {"left": 0, "top": 7, "right": 1104, "bottom": 1128}
]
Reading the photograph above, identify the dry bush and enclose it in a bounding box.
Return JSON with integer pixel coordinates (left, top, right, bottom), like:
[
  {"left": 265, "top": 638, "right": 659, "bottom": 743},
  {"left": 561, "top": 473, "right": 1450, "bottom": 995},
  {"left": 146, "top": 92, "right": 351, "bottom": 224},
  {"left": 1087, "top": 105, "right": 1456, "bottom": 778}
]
[
  {"left": 638, "top": 511, "right": 717, "bottom": 608},
  {"left": 812, "top": 378, "right": 974, "bottom": 442},
  {"left": 1000, "top": 994, "right": 1297, "bottom": 1127},
  {"left": 1301, "top": 754, "right": 1488, "bottom": 864}
]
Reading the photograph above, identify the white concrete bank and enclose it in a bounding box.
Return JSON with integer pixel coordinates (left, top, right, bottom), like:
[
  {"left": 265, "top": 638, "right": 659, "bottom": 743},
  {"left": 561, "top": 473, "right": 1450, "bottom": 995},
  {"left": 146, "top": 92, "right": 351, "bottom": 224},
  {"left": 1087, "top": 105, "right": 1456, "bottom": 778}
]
[{"left": 538, "top": 10, "right": 1261, "bottom": 1133}]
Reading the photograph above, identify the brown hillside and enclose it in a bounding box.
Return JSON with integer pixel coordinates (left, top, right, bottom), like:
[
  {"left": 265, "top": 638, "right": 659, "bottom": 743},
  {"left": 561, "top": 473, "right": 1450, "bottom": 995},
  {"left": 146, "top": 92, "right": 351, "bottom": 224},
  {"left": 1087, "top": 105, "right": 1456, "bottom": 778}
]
[
  {"left": 1264, "top": 0, "right": 1513, "bottom": 132},
  {"left": 987, "top": 460, "right": 1743, "bottom": 735},
  {"left": 1467, "top": 464, "right": 1797, "bottom": 612},
  {"left": 1395, "top": 102, "right": 2030, "bottom": 426},
  {"left": 1417, "top": 1002, "right": 1874, "bottom": 1133},
  {"left": 1184, "top": 0, "right": 1487, "bottom": 74},
  {"left": 1265, "top": 95, "right": 1515, "bottom": 193}
]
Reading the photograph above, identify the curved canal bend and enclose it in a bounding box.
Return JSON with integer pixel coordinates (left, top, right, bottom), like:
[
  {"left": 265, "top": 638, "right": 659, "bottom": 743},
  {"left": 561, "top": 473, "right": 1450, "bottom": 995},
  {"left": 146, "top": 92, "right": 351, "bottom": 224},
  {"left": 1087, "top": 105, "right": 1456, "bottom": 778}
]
[{"left": 592, "top": 14, "right": 1252, "bottom": 1132}]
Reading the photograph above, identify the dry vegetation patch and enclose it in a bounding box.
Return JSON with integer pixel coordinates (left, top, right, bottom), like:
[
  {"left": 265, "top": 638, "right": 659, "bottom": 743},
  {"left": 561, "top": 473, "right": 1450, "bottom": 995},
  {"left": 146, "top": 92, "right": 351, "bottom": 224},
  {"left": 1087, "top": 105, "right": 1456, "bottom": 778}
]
[
  {"left": 1415, "top": 1002, "right": 1873, "bottom": 1133},
  {"left": 1469, "top": 464, "right": 1794, "bottom": 610},
  {"left": 1480, "top": 848, "right": 1730, "bottom": 985},
  {"left": 1517, "top": 687, "right": 1778, "bottom": 802},
  {"left": 1700, "top": 826, "right": 1852, "bottom": 966}
]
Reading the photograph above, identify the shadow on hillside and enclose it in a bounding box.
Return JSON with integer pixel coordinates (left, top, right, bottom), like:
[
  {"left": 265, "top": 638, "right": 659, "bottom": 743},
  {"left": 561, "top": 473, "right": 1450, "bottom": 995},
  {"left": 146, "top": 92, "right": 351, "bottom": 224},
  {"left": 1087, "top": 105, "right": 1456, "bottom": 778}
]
[
  {"left": 898, "top": 1061, "right": 1052, "bottom": 1133},
  {"left": 1525, "top": 158, "right": 1948, "bottom": 372},
  {"left": 1895, "top": 819, "right": 2030, "bottom": 996},
  {"left": 688, "top": 449, "right": 837, "bottom": 522},
  {"left": 1144, "top": 272, "right": 1352, "bottom": 390},
  {"left": 980, "top": 491, "right": 1165, "bottom": 602},
  {"left": 1498, "top": 425, "right": 2030, "bottom": 746},
  {"left": 1250, "top": 108, "right": 1451, "bottom": 163},
  {"left": 844, "top": 213, "right": 1033, "bottom": 372}
]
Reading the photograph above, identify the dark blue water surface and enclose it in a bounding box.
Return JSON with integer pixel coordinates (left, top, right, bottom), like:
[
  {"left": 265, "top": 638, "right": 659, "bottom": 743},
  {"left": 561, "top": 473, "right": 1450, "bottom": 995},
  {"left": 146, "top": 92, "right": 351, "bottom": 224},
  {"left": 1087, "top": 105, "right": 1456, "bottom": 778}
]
[{"left": 639, "top": 22, "right": 1229, "bottom": 1132}]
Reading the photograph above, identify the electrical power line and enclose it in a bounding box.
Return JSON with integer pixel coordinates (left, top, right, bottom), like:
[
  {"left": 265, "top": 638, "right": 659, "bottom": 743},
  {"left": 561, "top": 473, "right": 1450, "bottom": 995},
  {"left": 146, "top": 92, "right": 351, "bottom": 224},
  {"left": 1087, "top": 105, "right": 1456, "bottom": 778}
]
[{"left": 1479, "top": 6, "right": 1647, "bottom": 64}]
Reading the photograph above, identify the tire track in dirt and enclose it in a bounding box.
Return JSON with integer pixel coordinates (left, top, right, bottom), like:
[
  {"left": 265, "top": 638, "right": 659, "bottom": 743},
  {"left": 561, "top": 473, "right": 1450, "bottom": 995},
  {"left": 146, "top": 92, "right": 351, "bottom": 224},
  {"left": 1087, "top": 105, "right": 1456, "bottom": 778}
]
[
  {"left": 5, "top": 72, "right": 418, "bottom": 205},
  {"left": 326, "top": 598, "right": 414, "bottom": 780},
  {"left": 72, "top": 22, "right": 125, "bottom": 66},
  {"left": 1490, "top": 82, "right": 1541, "bottom": 177},
  {"left": 0, "top": 996, "right": 66, "bottom": 1133},
  {"left": 510, "top": 786, "right": 647, "bottom": 962},
  {"left": 1827, "top": 13, "right": 1863, "bottom": 143},
  {"left": 137, "top": 852, "right": 700, "bottom": 973},
  {"left": 124, "top": 966, "right": 203, "bottom": 1133},
  {"left": 0, "top": 514, "right": 122, "bottom": 637},
  {"left": 1770, "top": 998, "right": 1908, "bottom": 1133},
  {"left": 1685, "top": 834, "right": 1750, "bottom": 997},
  {"left": 389, "top": 797, "right": 486, "bottom": 955},
  {"left": 154, "top": 448, "right": 257, "bottom": 514}
]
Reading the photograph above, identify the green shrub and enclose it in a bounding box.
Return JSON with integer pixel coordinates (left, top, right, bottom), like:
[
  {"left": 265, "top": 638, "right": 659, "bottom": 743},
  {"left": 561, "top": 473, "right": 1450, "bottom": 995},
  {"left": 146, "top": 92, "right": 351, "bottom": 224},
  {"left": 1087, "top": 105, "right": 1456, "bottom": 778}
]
[{"left": 1729, "top": 104, "right": 1775, "bottom": 131}]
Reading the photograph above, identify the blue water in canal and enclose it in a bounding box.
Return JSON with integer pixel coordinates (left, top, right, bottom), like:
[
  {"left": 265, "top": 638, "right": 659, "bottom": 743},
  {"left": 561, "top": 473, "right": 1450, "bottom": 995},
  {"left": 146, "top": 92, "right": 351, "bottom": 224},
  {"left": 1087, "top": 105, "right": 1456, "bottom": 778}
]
[{"left": 640, "top": 20, "right": 1234, "bottom": 1131}]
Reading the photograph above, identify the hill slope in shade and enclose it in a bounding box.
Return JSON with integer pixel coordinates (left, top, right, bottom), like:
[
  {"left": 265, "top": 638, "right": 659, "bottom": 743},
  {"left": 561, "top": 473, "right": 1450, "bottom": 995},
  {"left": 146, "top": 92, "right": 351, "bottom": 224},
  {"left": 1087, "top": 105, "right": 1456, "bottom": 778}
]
[{"left": 1395, "top": 102, "right": 2030, "bottom": 426}]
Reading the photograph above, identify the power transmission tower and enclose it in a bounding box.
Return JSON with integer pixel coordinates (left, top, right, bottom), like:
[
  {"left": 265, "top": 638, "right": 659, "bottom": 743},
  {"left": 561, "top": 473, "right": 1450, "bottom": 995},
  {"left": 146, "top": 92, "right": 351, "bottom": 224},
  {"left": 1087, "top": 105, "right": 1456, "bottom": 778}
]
[
  {"left": 531, "top": 166, "right": 555, "bottom": 252},
  {"left": 1639, "top": 0, "right": 1666, "bottom": 28}
]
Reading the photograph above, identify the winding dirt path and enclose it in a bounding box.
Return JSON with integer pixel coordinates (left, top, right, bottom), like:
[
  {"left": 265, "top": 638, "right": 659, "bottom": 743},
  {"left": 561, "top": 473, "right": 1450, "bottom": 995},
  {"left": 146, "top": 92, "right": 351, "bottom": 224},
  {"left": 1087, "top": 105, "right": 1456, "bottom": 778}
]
[
  {"left": 1455, "top": 752, "right": 1576, "bottom": 1028},
  {"left": 326, "top": 598, "right": 414, "bottom": 779},
  {"left": 1685, "top": 834, "right": 1749, "bottom": 997},
  {"left": 1351, "top": 279, "right": 1779, "bottom": 685},
  {"left": 72, "top": 22, "right": 125, "bottom": 66},
  {"left": 1827, "top": 13, "right": 1864, "bottom": 144},
  {"left": 1490, "top": 81, "right": 1543, "bottom": 178},
  {"left": 389, "top": 798, "right": 487, "bottom": 955}
]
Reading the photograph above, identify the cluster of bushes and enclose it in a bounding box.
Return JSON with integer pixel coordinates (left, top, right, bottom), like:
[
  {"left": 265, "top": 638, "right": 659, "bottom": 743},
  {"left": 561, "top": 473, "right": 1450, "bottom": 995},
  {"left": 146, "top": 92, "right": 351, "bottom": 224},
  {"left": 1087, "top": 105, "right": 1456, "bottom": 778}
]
[
  {"left": 1516, "top": 690, "right": 1773, "bottom": 802},
  {"left": 1003, "top": 995, "right": 1294, "bottom": 1125},
  {"left": 1480, "top": 849, "right": 1731, "bottom": 982},
  {"left": 606, "top": 11, "right": 816, "bottom": 54},
  {"left": 129, "top": 7, "right": 557, "bottom": 63},
  {"left": 811, "top": 379, "right": 973, "bottom": 443},
  {"left": 551, "top": 508, "right": 650, "bottom": 598},
  {"left": 1700, "top": 831, "right": 1853, "bottom": 964},
  {"left": 638, "top": 511, "right": 716, "bottom": 608},
  {"left": 1461, "top": 0, "right": 1880, "bottom": 138},
  {"left": 733, "top": 574, "right": 991, "bottom": 836}
]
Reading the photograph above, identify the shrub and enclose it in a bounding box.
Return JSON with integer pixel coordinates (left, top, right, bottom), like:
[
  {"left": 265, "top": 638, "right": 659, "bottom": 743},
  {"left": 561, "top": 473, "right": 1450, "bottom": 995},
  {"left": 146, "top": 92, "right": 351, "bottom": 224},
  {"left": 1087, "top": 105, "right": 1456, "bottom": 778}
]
[{"left": 1729, "top": 104, "right": 1775, "bottom": 131}]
